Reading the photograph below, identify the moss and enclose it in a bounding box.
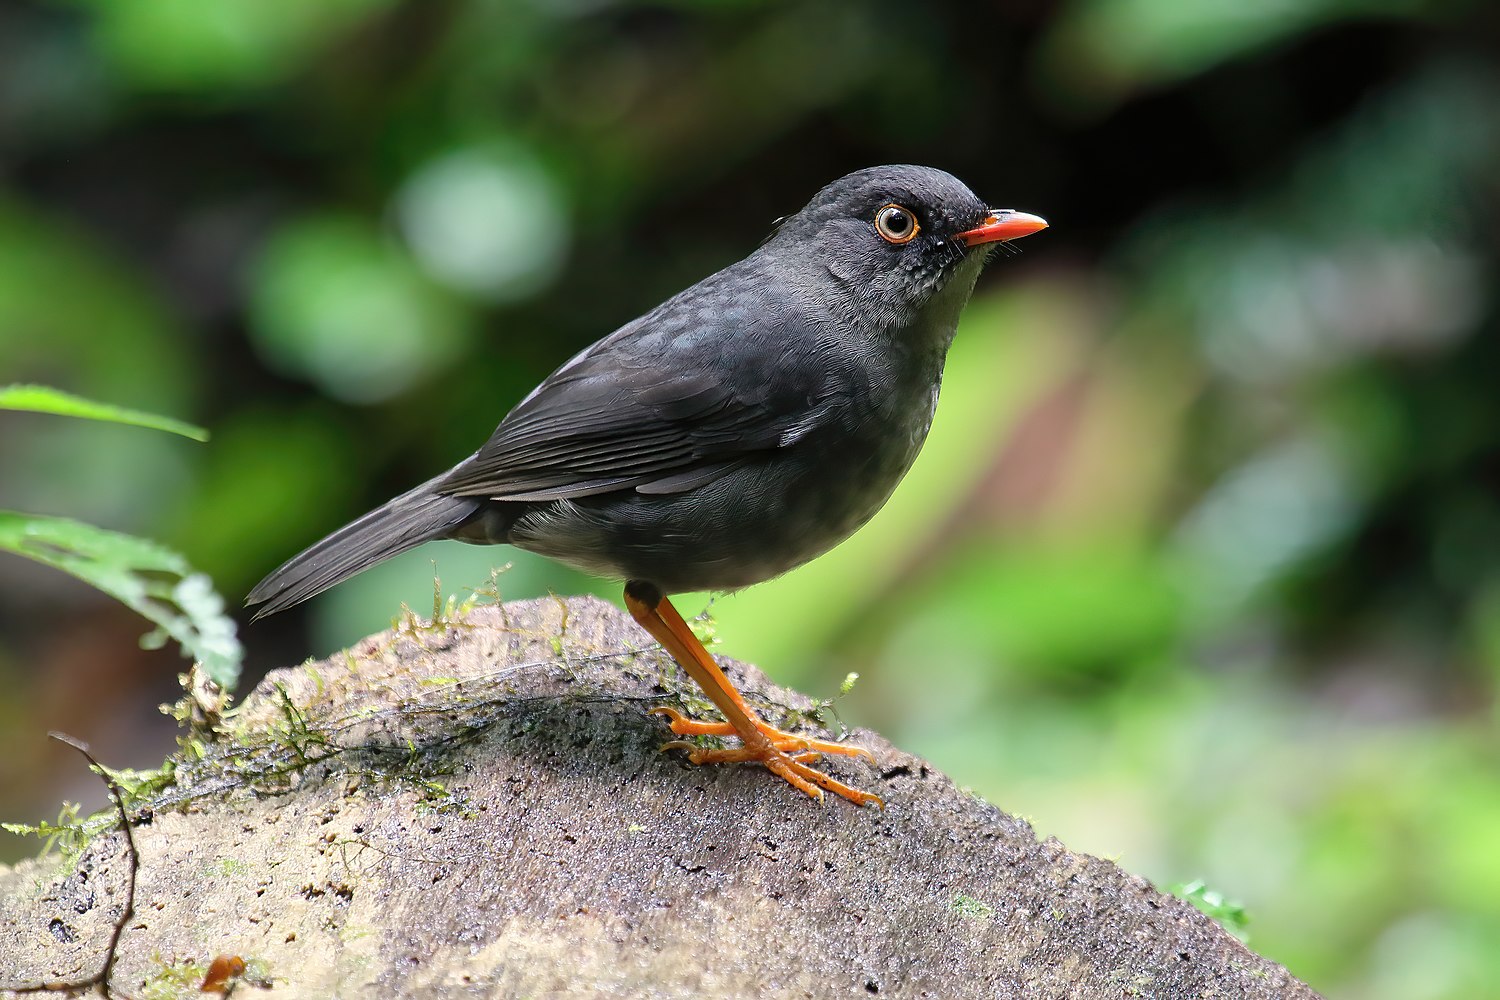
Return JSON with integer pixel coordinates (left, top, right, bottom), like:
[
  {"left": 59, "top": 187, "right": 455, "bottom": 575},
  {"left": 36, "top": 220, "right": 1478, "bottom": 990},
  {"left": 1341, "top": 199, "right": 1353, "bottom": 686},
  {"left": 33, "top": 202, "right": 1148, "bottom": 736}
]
[
  {"left": 1, "top": 801, "right": 90, "bottom": 863},
  {"left": 951, "top": 893, "right": 995, "bottom": 919},
  {"left": 139, "top": 955, "right": 210, "bottom": 1000}
]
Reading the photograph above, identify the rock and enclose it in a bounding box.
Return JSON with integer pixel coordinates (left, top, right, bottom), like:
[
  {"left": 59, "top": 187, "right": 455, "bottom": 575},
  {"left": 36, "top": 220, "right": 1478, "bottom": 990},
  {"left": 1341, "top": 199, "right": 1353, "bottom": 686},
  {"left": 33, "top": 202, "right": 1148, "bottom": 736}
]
[{"left": 0, "top": 596, "right": 1316, "bottom": 999}]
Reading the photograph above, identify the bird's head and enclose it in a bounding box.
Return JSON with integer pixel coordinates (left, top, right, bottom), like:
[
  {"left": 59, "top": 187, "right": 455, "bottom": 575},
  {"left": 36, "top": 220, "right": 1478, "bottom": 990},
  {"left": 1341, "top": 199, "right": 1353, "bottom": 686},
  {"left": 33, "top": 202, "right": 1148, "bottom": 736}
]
[{"left": 765, "top": 164, "right": 1046, "bottom": 333}]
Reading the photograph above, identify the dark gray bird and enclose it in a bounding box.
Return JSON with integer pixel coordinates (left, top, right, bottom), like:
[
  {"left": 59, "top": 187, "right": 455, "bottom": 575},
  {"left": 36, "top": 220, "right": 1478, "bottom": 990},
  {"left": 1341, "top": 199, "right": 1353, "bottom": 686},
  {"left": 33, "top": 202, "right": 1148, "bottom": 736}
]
[{"left": 247, "top": 164, "right": 1047, "bottom": 806}]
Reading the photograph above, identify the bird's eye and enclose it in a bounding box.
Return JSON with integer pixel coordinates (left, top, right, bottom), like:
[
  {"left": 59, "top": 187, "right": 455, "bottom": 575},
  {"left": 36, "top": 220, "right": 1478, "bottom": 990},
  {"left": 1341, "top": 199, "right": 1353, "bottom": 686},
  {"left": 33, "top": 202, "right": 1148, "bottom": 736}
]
[{"left": 874, "top": 204, "right": 919, "bottom": 245}]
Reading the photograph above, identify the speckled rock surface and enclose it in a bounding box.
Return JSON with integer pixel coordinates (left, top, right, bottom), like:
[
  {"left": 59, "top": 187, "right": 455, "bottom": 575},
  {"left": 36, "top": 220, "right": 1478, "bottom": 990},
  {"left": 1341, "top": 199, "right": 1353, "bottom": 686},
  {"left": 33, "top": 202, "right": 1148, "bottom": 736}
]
[{"left": 0, "top": 596, "right": 1317, "bottom": 999}]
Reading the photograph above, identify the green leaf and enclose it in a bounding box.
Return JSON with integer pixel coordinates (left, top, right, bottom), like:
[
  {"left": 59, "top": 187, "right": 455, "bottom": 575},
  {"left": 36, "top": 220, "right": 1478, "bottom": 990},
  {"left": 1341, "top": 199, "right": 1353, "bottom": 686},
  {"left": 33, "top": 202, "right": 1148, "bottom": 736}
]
[
  {"left": 1172, "top": 879, "right": 1251, "bottom": 943},
  {"left": 0, "top": 511, "right": 241, "bottom": 690},
  {"left": 0, "top": 384, "right": 208, "bottom": 441}
]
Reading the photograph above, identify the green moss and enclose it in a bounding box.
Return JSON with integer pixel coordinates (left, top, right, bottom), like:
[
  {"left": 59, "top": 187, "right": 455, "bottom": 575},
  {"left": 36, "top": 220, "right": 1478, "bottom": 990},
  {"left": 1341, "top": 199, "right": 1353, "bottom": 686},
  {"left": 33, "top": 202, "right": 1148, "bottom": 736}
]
[
  {"left": 140, "top": 955, "right": 210, "bottom": 1000},
  {"left": 4, "top": 596, "right": 632, "bottom": 878},
  {"left": 208, "top": 856, "right": 249, "bottom": 877},
  {"left": 951, "top": 893, "right": 995, "bottom": 919},
  {"left": 1, "top": 801, "right": 90, "bottom": 862}
]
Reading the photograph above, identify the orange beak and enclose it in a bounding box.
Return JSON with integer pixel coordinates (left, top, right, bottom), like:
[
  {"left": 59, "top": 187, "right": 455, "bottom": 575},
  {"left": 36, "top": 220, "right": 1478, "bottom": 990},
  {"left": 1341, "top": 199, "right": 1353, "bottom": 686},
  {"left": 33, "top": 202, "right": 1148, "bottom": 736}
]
[{"left": 956, "top": 210, "right": 1049, "bottom": 247}]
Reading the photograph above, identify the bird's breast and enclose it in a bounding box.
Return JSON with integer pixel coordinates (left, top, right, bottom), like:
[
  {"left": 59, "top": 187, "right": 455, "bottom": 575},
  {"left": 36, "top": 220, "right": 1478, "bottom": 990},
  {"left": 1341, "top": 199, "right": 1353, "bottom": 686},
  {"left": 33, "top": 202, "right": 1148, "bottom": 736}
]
[{"left": 505, "top": 328, "right": 952, "bottom": 594}]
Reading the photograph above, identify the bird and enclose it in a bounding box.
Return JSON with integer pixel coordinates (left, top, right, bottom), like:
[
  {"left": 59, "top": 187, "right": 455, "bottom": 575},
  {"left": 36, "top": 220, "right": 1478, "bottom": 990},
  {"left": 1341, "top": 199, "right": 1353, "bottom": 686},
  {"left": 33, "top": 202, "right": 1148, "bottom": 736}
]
[{"left": 246, "top": 164, "right": 1047, "bottom": 807}]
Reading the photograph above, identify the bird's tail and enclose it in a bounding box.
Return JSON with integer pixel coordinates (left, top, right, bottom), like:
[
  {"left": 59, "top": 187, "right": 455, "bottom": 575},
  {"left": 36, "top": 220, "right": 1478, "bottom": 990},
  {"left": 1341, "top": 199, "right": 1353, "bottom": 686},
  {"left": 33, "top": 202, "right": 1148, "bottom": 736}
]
[{"left": 245, "top": 475, "right": 482, "bottom": 620}]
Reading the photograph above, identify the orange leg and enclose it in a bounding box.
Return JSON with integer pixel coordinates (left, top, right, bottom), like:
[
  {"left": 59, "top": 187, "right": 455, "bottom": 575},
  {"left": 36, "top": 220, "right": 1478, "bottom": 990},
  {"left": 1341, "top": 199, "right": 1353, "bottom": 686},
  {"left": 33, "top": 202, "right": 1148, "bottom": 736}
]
[{"left": 624, "top": 580, "right": 882, "bottom": 808}]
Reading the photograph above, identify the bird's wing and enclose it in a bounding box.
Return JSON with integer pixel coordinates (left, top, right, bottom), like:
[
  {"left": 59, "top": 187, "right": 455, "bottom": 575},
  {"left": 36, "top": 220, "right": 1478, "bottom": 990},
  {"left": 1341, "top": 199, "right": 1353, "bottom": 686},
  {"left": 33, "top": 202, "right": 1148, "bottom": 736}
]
[{"left": 435, "top": 338, "right": 827, "bottom": 502}]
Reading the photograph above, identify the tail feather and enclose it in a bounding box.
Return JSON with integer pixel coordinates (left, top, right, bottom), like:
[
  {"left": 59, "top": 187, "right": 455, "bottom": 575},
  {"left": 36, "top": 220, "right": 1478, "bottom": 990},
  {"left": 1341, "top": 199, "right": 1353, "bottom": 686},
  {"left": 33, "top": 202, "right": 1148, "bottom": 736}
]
[{"left": 246, "top": 477, "right": 482, "bottom": 620}]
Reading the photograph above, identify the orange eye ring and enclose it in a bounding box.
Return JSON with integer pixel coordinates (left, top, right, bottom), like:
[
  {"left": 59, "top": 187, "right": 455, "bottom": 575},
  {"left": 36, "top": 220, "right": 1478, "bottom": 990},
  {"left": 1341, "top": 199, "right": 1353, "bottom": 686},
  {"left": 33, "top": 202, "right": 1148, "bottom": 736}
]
[{"left": 874, "top": 204, "right": 919, "bottom": 244}]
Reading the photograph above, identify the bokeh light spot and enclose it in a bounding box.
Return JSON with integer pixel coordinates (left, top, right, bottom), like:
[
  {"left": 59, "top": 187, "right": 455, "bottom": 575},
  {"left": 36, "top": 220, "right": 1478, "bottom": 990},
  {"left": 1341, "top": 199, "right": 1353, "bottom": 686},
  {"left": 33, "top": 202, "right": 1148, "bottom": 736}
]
[
  {"left": 248, "top": 212, "right": 471, "bottom": 403},
  {"left": 396, "top": 146, "right": 571, "bottom": 303}
]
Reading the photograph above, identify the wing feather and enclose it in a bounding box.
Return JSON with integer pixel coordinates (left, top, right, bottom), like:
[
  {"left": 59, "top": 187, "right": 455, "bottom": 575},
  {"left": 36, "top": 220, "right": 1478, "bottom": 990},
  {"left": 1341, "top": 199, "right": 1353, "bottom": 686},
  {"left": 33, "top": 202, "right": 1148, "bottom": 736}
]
[{"left": 437, "top": 342, "right": 821, "bottom": 500}]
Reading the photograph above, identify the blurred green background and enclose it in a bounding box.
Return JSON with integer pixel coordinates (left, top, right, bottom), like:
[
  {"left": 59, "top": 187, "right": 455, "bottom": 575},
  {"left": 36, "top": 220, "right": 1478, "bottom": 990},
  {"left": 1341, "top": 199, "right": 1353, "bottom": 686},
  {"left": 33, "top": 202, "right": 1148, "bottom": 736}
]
[{"left": 1, "top": 0, "right": 1497, "bottom": 994}]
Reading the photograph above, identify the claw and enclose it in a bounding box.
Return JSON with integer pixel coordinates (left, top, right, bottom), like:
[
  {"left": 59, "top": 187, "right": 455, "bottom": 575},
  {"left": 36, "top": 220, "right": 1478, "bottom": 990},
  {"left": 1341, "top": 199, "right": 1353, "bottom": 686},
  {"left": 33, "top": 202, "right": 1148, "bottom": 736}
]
[
  {"left": 652, "top": 705, "right": 876, "bottom": 761},
  {"left": 656, "top": 717, "right": 883, "bottom": 808},
  {"left": 626, "top": 583, "right": 884, "bottom": 808}
]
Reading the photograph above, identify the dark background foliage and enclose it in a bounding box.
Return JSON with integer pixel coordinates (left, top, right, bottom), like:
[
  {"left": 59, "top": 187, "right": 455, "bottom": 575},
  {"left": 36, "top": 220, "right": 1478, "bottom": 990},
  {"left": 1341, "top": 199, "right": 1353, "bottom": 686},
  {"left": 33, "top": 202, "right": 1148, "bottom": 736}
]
[{"left": 2, "top": 0, "right": 1497, "bottom": 993}]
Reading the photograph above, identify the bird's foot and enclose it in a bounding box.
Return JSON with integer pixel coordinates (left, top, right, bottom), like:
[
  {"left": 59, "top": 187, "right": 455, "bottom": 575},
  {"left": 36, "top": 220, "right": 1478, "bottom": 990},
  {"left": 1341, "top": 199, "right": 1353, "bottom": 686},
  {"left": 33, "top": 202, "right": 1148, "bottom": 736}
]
[
  {"left": 650, "top": 706, "right": 875, "bottom": 759},
  {"left": 651, "top": 706, "right": 883, "bottom": 807}
]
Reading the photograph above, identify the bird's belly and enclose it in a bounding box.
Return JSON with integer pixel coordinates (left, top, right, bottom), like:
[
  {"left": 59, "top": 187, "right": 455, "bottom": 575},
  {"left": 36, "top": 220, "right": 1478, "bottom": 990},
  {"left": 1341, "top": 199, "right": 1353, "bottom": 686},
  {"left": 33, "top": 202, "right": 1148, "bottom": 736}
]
[{"left": 507, "top": 398, "right": 934, "bottom": 593}]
